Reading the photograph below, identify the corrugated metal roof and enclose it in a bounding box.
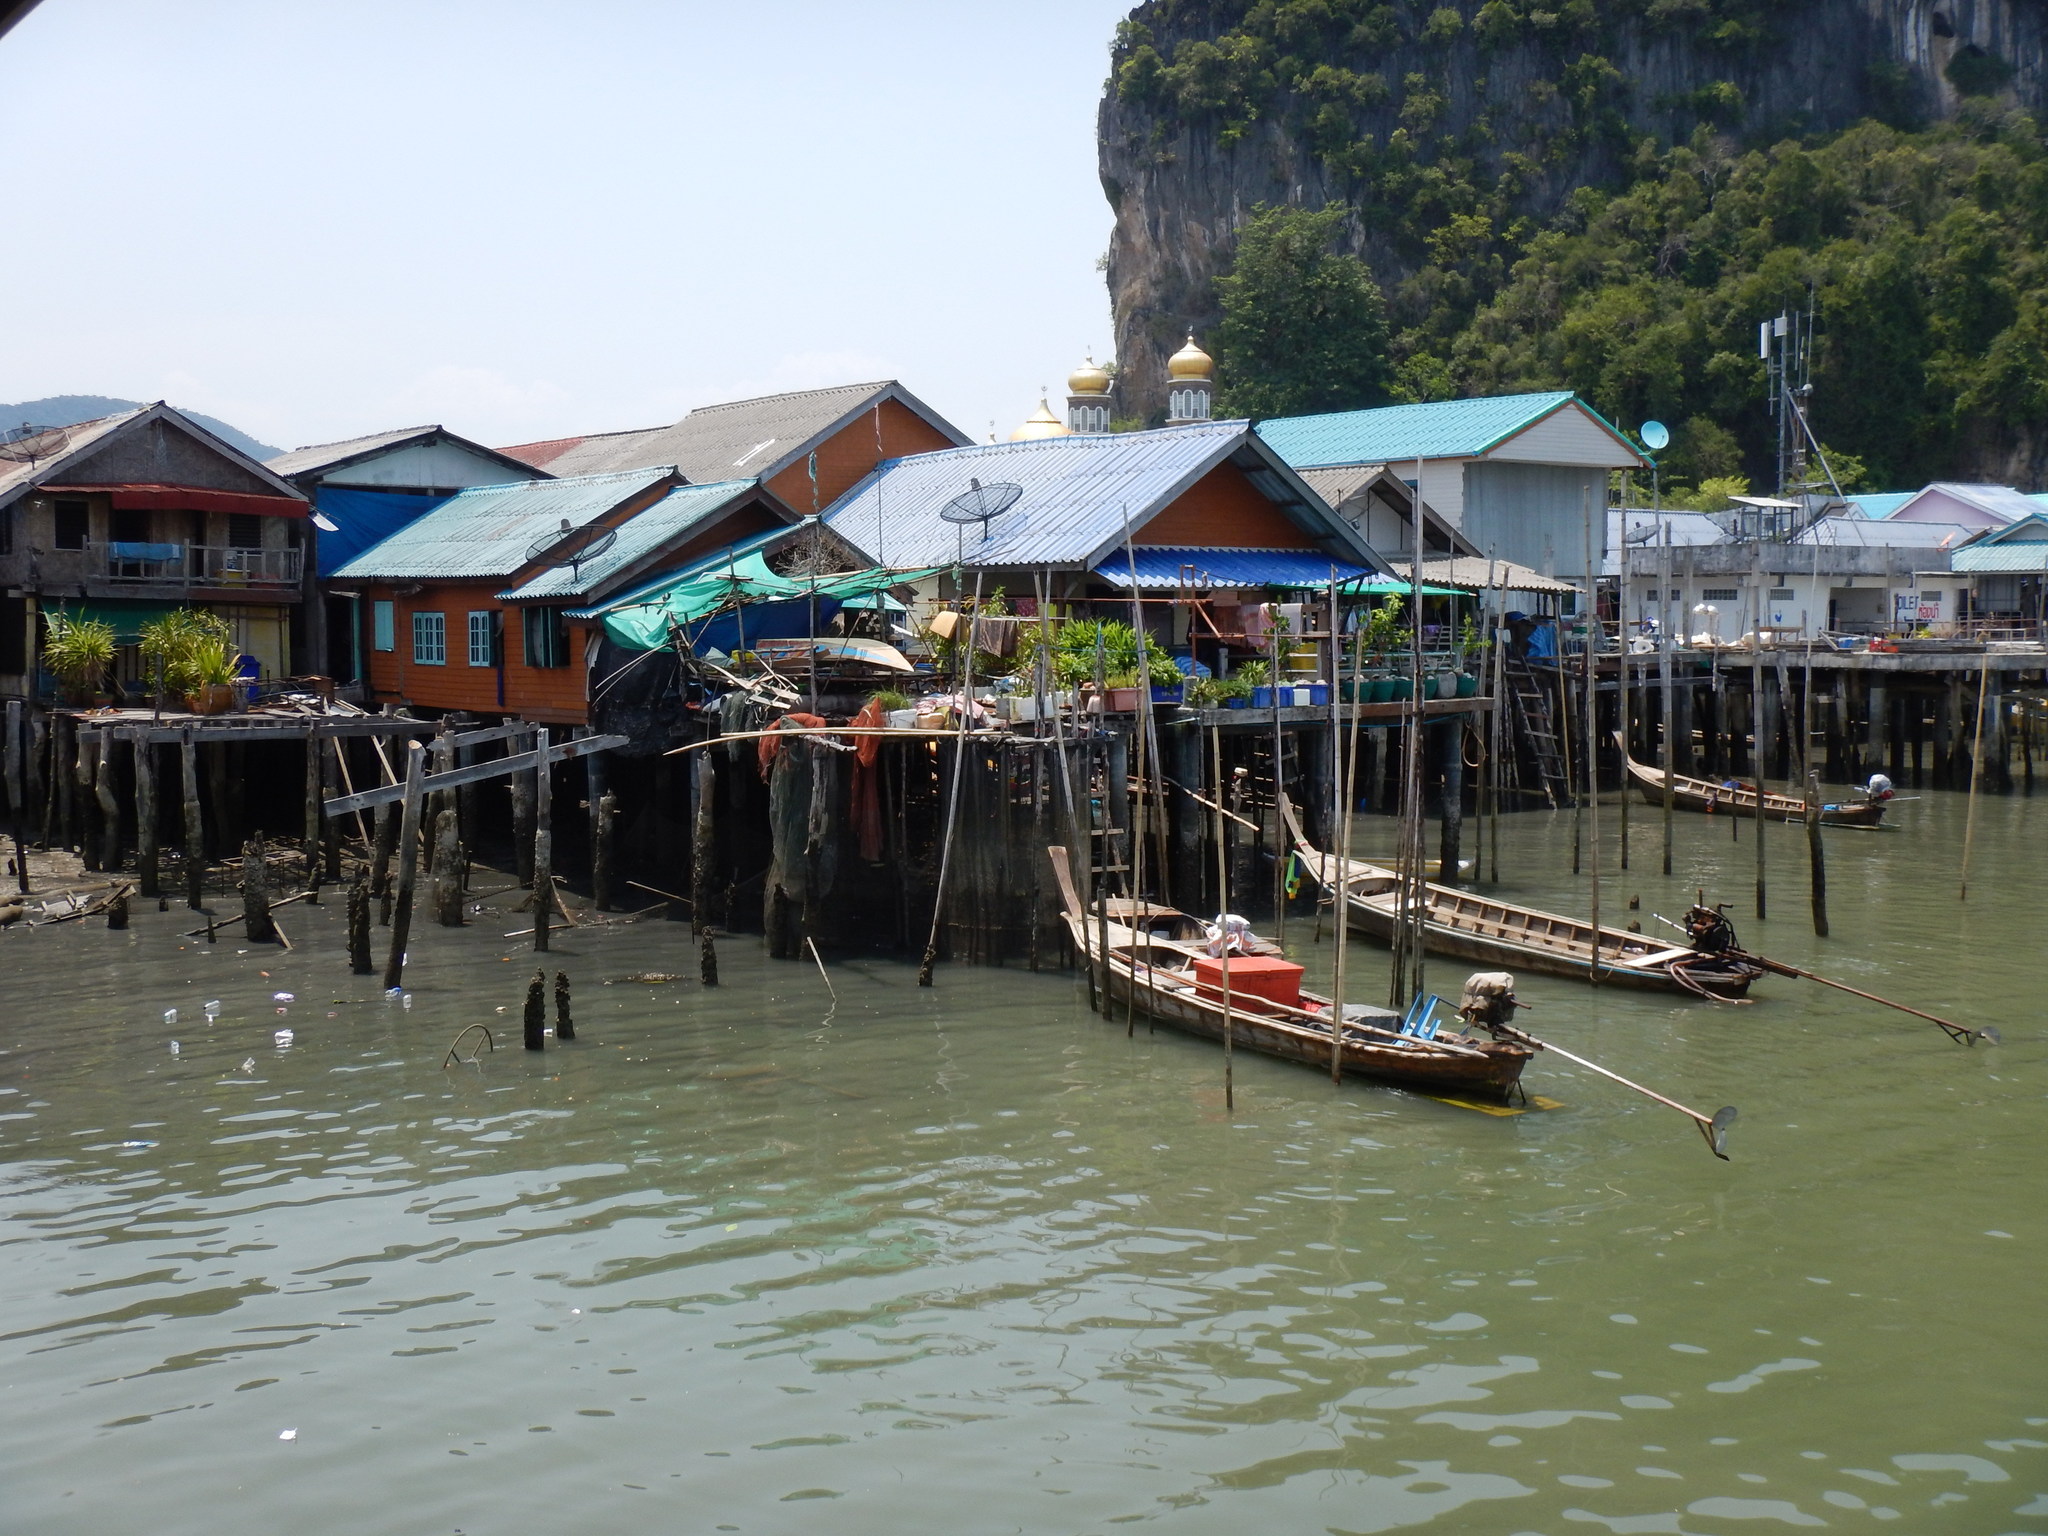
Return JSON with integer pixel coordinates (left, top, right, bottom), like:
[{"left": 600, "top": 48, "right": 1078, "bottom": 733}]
[
  {"left": 823, "top": 421, "right": 1375, "bottom": 572},
  {"left": 498, "top": 480, "right": 760, "bottom": 600},
  {"left": 498, "top": 381, "right": 969, "bottom": 485},
  {"left": 1890, "top": 483, "right": 2041, "bottom": 524},
  {"left": 1952, "top": 542, "right": 2048, "bottom": 572},
  {"left": 1257, "top": 391, "right": 1608, "bottom": 467},
  {"left": 1095, "top": 546, "right": 1370, "bottom": 589},
  {"left": 1792, "top": 517, "right": 1972, "bottom": 548},
  {"left": 1843, "top": 491, "right": 1913, "bottom": 519},
  {"left": 0, "top": 401, "right": 306, "bottom": 511},
  {"left": 333, "top": 466, "right": 675, "bottom": 581},
  {"left": 267, "top": 425, "right": 440, "bottom": 478}
]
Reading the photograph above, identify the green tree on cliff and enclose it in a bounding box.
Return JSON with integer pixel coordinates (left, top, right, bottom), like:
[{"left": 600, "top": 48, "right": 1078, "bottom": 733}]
[{"left": 1213, "top": 203, "right": 1395, "bottom": 420}]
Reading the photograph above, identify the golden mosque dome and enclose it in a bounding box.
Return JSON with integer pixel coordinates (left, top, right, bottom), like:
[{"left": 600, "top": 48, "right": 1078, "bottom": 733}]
[
  {"left": 1067, "top": 355, "right": 1112, "bottom": 396},
  {"left": 1167, "top": 331, "right": 1214, "bottom": 381},
  {"left": 1008, "top": 397, "right": 1070, "bottom": 441}
]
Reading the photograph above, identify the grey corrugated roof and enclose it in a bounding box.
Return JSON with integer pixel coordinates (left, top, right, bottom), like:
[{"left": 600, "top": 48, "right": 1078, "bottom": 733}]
[
  {"left": 267, "top": 425, "right": 440, "bottom": 478},
  {"left": 822, "top": 421, "right": 1380, "bottom": 572},
  {"left": 497, "top": 480, "right": 764, "bottom": 601},
  {"left": 266, "top": 424, "right": 549, "bottom": 484},
  {"left": 333, "top": 467, "right": 676, "bottom": 581},
  {"left": 499, "top": 381, "right": 969, "bottom": 484},
  {"left": 1791, "top": 517, "right": 1972, "bottom": 548}
]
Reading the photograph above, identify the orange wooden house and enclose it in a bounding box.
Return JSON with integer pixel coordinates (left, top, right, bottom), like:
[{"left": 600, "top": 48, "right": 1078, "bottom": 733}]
[{"left": 333, "top": 469, "right": 802, "bottom": 723}]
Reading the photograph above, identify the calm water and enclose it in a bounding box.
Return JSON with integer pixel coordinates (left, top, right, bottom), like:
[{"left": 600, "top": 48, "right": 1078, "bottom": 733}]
[{"left": 3, "top": 788, "right": 2045, "bottom": 1536}]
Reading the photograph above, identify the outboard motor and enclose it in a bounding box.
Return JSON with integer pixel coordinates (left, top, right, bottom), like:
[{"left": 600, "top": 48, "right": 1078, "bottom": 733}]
[
  {"left": 1684, "top": 903, "right": 1739, "bottom": 953},
  {"left": 1458, "top": 971, "right": 1520, "bottom": 1033}
]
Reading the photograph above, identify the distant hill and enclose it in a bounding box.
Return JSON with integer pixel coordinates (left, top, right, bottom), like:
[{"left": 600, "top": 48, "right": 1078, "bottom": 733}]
[{"left": 0, "top": 394, "right": 282, "bottom": 463}]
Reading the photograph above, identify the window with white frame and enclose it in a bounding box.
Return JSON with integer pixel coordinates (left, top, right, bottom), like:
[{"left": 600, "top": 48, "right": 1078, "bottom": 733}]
[
  {"left": 372, "top": 600, "right": 395, "bottom": 651},
  {"left": 523, "top": 606, "right": 569, "bottom": 668},
  {"left": 468, "top": 610, "right": 498, "bottom": 667},
  {"left": 413, "top": 611, "right": 446, "bottom": 665}
]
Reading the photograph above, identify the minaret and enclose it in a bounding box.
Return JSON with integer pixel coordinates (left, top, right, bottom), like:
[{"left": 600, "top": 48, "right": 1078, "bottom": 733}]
[
  {"left": 1164, "top": 332, "right": 1215, "bottom": 425},
  {"left": 1065, "top": 354, "right": 1113, "bottom": 434}
]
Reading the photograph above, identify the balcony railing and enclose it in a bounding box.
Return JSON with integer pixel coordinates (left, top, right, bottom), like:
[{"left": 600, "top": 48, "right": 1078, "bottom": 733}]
[{"left": 102, "top": 542, "right": 301, "bottom": 588}]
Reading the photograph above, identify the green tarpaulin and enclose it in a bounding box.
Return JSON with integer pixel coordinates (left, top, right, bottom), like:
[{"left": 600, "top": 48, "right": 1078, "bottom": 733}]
[
  {"left": 600, "top": 559, "right": 938, "bottom": 651},
  {"left": 43, "top": 600, "right": 182, "bottom": 643}
]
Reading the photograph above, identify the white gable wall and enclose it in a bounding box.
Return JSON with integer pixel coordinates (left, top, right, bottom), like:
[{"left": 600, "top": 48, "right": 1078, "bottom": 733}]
[
  {"left": 321, "top": 439, "right": 542, "bottom": 490},
  {"left": 1484, "top": 403, "right": 1640, "bottom": 468}
]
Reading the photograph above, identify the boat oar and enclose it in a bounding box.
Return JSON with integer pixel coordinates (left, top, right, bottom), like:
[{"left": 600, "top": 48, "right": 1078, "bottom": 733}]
[
  {"left": 1734, "top": 951, "right": 1996, "bottom": 1046},
  {"left": 1496, "top": 1022, "right": 1736, "bottom": 1160}
]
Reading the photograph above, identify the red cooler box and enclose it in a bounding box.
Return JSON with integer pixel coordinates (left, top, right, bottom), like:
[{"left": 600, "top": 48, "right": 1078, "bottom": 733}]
[{"left": 1192, "top": 954, "right": 1304, "bottom": 1015}]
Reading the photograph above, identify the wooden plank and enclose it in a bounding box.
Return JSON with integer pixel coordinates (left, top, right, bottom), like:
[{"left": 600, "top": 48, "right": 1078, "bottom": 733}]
[
  {"left": 124, "top": 719, "right": 442, "bottom": 744},
  {"left": 323, "top": 733, "right": 628, "bottom": 816}
]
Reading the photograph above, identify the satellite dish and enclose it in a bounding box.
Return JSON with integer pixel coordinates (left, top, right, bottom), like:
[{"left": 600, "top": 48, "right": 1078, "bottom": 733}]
[
  {"left": 1639, "top": 420, "right": 1670, "bottom": 452},
  {"left": 0, "top": 423, "right": 70, "bottom": 467},
  {"left": 938, "top": 477, "right": 1023, "bottom": 543},
  {"left": 524, "top": 516, "right": 619, "bottom": 573}
]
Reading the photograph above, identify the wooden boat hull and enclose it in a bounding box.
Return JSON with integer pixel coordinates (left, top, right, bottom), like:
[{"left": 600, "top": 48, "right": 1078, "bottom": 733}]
[
  {"left": 1621, "top": 752, "right": 1886, "bottom": 828},
  {"left": 1280, "top": 805, "right": 1762, "bottom": 1000},
  {"left": 1047, "top": 851, "right": 1533, "bottom": 1100}
]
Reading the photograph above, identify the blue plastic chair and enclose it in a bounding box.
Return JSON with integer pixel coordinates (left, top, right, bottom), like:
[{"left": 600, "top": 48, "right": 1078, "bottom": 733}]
[{"left": 1399, "top": 994, "right": 1445, "bottom": 1040}]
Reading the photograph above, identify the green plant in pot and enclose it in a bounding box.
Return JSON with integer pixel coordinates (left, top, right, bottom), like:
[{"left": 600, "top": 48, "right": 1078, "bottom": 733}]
[
  {"left": 42, "top": 612, "right": 116, "bottom": 704},
  {"left": 1234, "top": 659, "right": 1270, "bottom": 689},
  {"left": 139, "top": 608, "right": 235, "bottom": 704},
  {"left": 869, "top": 688, "right": 911, "bottom": 713}
]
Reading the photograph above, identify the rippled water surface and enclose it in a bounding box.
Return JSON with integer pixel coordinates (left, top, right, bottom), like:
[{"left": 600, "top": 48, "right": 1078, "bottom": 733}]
[{"left": 3, "top": 788, "right": 2045, "bottom": 1535}]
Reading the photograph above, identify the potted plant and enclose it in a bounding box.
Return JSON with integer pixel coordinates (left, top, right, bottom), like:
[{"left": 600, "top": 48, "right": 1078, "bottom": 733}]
[
  {"left": 186, "top": 631, "right": 241, "bottom": 714},
  {"left": 1101, "top": 667, "right": 1141, "bottom": 713},
  {"left": 42, "top": 612, "right": 116, "bottom": 705},
  {"left": 1146, "top": 651, "right": 1184, "bottom": 705},
  {"left": 1236, "top": 658, "right": 1272, "bottom": 709}
]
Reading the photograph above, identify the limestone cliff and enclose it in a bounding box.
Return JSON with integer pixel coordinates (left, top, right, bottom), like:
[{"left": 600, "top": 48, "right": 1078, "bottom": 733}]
[{"left": 1101, "top": 0, "right": 2048, "bottom": 432}]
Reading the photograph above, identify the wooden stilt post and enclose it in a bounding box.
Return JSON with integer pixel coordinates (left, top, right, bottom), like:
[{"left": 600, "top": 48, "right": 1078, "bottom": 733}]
[
  {"left": 554, "top": 971, "right": 574, "bottom": 1040},
  {"left": 133, "top": 731, "right": 159, "bottom": 897},
  {"left": 592, "top": 789, "right": 617, "bottom": 914},
  {"left": 430, "top": 806, "right": 464, "bottom": 926},
  {"left": 524, "top": 969, "right": 546, "bottom": 1050},
  {"left": 533, "top": 727, "right": 553, "bottom": 953},
  {"left": 1960, "top": 654, "right": 1991, "bottom": 902},
  {"left": 5, "top": 701, "right": 26, "bottom": 894},
  {"left": 1438, "top": 718, "right": 1464, "bottom": 880},
  {"left": 1805, "top": 770, "right": 1828, "bottom": 937},
  {"left": 382, "top": 741, "right": 426, "bottom": 989},
  {"left": 303, "top": 727, "right": 323, "bottom": 885},
  {"left": 1582, "top": 489, "right": 1601, "bottom": 982},
  {"left": 180, "top": 728, "right": 205, "bottom": 910},
  {"left": 93, "top": 729, "right": 121, "bottom": 874},
  {"left": 1751, "top": 572, "right": 1767, "bottom": 922},
  {"left": 347, "top": 875, "right": 373, "bottom": 974},
  {"left": 692, "top": 751, "right": 718, "bottom": 984},
  {"left": 242, "top": 835, "right": 276, "bottom": 942},
  {"left": 74, "top": 724, "right": 98, "bottom": 871},
  {"left": 511, "top": 730, "right": 535, "bottom": 888},
  {"left": 1211, "top": 724, "right": 1234, "bottom": 1112}
]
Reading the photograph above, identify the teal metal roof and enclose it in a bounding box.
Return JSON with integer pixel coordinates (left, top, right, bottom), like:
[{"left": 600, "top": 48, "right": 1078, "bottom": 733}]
[
  {"left": 1257, "top": 391, "right": 1633, "bottom": 468},
  {"left": 332, "top": 466, "right": 674, "bottom": 581},
  {"left": 497, "top": 479, "right": 761, "bottom": 601},
  {"left": 1952, "top": 543, "right": 2048, "bottom": 572},
  {"left": 1843, "top": 491, "right": 1913, "bottom": 519}
]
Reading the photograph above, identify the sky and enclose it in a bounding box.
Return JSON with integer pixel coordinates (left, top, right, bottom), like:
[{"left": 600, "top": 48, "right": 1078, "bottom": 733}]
[{"left": 0, "top": 0, "right": 1133, "bottom": 454}]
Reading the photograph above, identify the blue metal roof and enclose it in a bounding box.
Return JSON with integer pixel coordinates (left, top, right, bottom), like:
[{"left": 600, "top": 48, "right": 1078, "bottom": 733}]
[
  {"left": 497, "top": 479, "right": 760, "bottom": 601},
  {"left": 1256, "top": 391, "right": 1597, "bottom": 467},
  {"left": 1095, "top": 546, "right": 1369, "bottom": 589},
  {"left": 332, "top": 466, "right": 675, "bottom": 581},
  {"left": 822, "top": 420, "right": 1377, "bottom": 572},
  {"left": 1842, "top": 491, "right": 1913, "bottom": 519},
  {"left": 313, "top": 485, "right": 450, "bottom": 576}
]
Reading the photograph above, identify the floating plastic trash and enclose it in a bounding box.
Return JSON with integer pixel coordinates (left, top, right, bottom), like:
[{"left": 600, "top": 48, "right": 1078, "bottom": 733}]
[
  {"left": 384, "top": 987, "right": 402, "bottom": 998},
  {"left": 278, "top": 1428, "right": 296, "bottom": 1442},
  {"left": 401, "top": 993, "right": 413, "bottom": 1011},
  {"left": 275, "top": 1007, "right": 289, "bottom": 1016},
  {"left": 273, "top": 1029, "right": 293, "bottom": 1047},
  {"left": 239, "top": 1058, "right": 256, "bottom": 1073},
  {"left": 272, "top": 991, "right": 295, "bottom": 1002},
  {"left": 163, "top": 1008, "right": 177, "bottom": 1024},
  {"left": 169, "top": 1041, "right": 180, "bottom": 1054},
  {"left": 203, "top": 1000, "right": 221, "bottom": 1019}
]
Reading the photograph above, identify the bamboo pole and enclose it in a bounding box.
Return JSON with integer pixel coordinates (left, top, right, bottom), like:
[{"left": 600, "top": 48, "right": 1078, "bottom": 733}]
[
  {"left": 1960, "top": 652, "right": 1991, "bottom": 902},
  {"left": 382, "top": 741, "right": 426, "bottom": 989},
  {"left": 1582, "top": 485, "right": 1601, "bottom": 983},
  {"left": 1269, "top": 603, "right": 1286, "bottom": 943},
  {"left": 1124, "top": 537, "right": 1156, "bottom": 1034},
  {"left": 920, "top": 569, "right": 982, "bottom": 986},
  {"left": 1660, "top": 513, "right": 1675, "bottom": 875},
  {"left": 1751, "top": 560, "right": 1767, "bottom": 921},
  {"left": 1212, "top": 724, "right": 1234, "bottom": 1111},
  {"left": 1330, "top": 620, "right": 1366, "bottom": 1083},
  {"left": 533, "top": 726, "right": 552, "bottom": 953}
]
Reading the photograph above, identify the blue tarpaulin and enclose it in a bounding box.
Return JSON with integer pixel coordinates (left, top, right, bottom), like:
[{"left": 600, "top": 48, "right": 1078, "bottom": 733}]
[{"left": 315, "top": 486, "right": 451, "bottom": 576}]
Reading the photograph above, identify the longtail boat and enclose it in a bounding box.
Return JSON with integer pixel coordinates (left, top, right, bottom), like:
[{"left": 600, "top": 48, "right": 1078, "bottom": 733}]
[
  {"left": 1617, "top": 737, "right": 1887, "bottom": 828},
  {"left": 1047, "top": 847, "right": 1534, "bottom": 1099},
  {"left": 1280, "top": 802, "right": 1763, "bottom": 1001}
]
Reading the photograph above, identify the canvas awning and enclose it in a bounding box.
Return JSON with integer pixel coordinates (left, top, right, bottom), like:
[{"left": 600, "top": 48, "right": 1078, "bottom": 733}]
[
  {"left": 595, "top": 550, "right": 941, "bottom": 651},
  {"left": 41, "top": 599, "right": 182, "bottom": 642}
]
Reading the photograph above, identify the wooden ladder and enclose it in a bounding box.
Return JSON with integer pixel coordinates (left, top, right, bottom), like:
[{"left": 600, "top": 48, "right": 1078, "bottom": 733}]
[{"left": 1505, "top": 660, "right": 1573, "bottom": 808}]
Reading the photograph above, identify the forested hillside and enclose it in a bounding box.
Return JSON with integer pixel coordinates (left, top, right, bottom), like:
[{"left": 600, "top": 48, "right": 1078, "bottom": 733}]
[{"left": 1100, "top": 0, "right": 2048, "bottom": 490}]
